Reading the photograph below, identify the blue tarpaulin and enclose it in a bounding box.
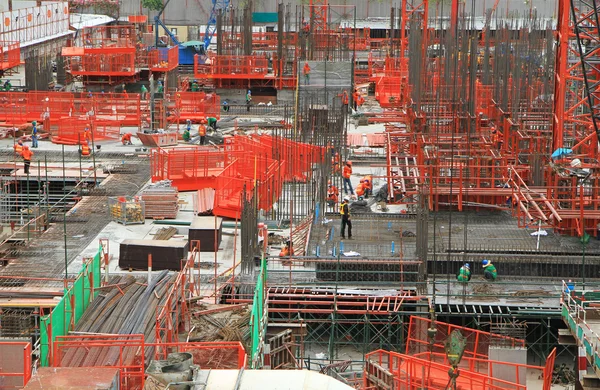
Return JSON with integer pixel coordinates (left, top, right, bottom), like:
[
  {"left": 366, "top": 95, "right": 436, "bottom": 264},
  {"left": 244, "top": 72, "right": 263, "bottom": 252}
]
[{"left": 551, "top": 148, "right": 573, "bottom": 160}]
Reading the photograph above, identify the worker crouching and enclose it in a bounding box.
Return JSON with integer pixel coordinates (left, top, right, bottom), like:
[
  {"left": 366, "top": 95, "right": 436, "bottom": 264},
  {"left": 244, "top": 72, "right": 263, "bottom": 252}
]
[
  {"left": 457, "top": 263, "right": 471, "bottom": 282},
  {"left": 482, "top": 259, "right": 497, "bottom": 281},
  {"left": 280, "top": 240, "right": 294, "bottom": 266},
  {"left": 327, "top": 182, "right": 339, "bottom": 207}
]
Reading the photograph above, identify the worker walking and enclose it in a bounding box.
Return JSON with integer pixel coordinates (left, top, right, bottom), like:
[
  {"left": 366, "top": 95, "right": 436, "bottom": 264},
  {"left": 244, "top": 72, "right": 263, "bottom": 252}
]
[
  {"left": 340, "top": 197, "right": 352, "bottom": 240},
  {"left": 482, "top": 259, "right": 497, "bottom": 281},
  {"left": 198, "top": 122, "right": 207, "bottom": 145},
  {"left": 22, "top": 145, "right": 33, "bottom": 175},
  {"left": 303, "top": 62, "right": 311, "bottom": 85},
  {"left": 457, "top": 263, "right": 471, "bottom": 282},
  {"left": 121, "top": 133, "right": 133, "bottom": 145},
  {"left": 342, "top": 161, "right": 354, "bottom": 195},
  {"left": 31, "top": 121, "right": 38, "bottom": 148},
  {"left": 246, "top": 90, "right": 252, "bottom": 112}
]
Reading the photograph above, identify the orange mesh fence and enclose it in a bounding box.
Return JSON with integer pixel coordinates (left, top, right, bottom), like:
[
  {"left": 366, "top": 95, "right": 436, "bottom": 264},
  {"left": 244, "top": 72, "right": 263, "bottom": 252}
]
[
  {"left": 172, "top": 91, "right": 221, "bottom": 123},
  {"left": 149, "top": 46, "right": 179, "bottom": 72},
  {"left": 65, "top": 51, "right": 137, "bottom": 76},
  {"left": 0, "top": 42, "right": 21, "bottom": 70},
  {"left": 375, "top": 76, "right": 410, "bottom": 108},
  {"left": 195, "top": 54, "right": 269, "bottom": 79},
  {"left": 53, "top": 334, "right": 246, "bottom": 390},
  {"left": 75, "top": 25, "right": 137, "bottom": 48},
  {"left": 53, "top": 118, "right": 119, "bottom": 145},
  {"left": 364, "top": 350, "right": 547, "bottom": 390},
  {"left": 406, "top": 316, "right": 525, "bottom": 360}
]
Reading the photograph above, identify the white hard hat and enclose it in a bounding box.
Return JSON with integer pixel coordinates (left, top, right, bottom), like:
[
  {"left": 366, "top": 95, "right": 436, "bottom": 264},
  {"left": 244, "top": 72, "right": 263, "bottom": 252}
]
[{"left": 343, "top": 196, "right": 350, "bottom": 201}]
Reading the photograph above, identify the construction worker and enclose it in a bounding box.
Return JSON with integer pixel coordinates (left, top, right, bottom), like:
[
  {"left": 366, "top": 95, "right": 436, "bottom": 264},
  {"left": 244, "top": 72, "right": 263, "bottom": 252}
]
[
  {"left": 3, "top": 80, "right": 11, "bottom": 91},
  {"left": 31, "top": 121, "right": 38, "bottom": 148},
  {"left": 14, "top": 139, "right": 23, "bottom": 155},
  {"left": 21, "top": 145, "right": 32, "bottom": 175},
  {"left": 363, "top": 175, "right": 373, "bottom": 198},
  {"left": 207, "top": 116, "right": 217, "bottom": 130},
  {"left": 491, "top": 127, "right": 503, "bottom": 150},
  {"left": 140, "top": 84, "right": 148, "bottom": 100},
  {"left": 222, "top": 99, "right": 230, "bottom": 112},
  {"left": 342, "top": 161, "right": 354, "bottom": 195},
  {"left": 83, "top": 126, "right": 92, "bottom": 146},
  {"left": 279, "top": 239, "right": 294, "bottom": 257},
  {"left": 482, "top": 259, "right": 497, "bottom": 281},
  {"left": 191, "top": 80, "right": 200, "bottom": 92},
  {"left": 121, "top": 132, "right": 133, "bottom": 145},
  {"left": 355, "top": 180, "right": 365, "bottom": 199},
  {"left": 341, "top": 90, "right": 349, "bottom": 112},
  {"left": 457, "top": 263, "right": 471, "bottom": 282},
  {"left": 302, "top": 19, "right": 310, "bottom": 35},
  {"left": 339, "top": 196, "right": 352, "bottom": 239},
  {"left": 157, "top": 80, "right": 164, "bottom": 94},
  {"left": 327, "top": 181, "right": 339, "bottom": 206},
  {"left": 303, "top": 62, "right": 311, "bottom": 85},
  {"left": 198, "top": 121, "right": 206, "bottom": 145},
  {"left": 246, "top": 90, "right": 252, "bottom": 112},
  {"left": 80, "top": 142, "right": 90, "bottom": 156}
]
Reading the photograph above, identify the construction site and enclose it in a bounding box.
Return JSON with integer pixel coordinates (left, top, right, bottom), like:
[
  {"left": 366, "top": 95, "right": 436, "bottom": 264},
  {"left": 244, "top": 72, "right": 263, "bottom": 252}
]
[{"left": 2, "top": 0, "right": 600, "bottom": 388}]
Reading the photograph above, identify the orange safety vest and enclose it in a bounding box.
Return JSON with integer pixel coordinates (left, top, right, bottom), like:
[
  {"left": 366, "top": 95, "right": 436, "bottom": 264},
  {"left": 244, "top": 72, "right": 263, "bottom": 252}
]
[
  {"left": 14, "top": 143, "right": 23, "bottom": 154},
  {"left": 121, "top": 133, "right": 132, "bottom": 143},
  {"left": 303, "top": 64, "right": 310, "bottom": 75},
  {"left": 21, "top": 148, "right": 33, "bottom": 161},
  {"left": 198, "top": 124, "right": 206, "bottom": 136},
  {"left": 356, "top": 183, "right": 365, "bottom": 197},
  {"left": 363, "top": 175, "right": 373, "bottom": 190},
  {"left": 81, "top": 143, "right": 90, "bottom": 156},
  {"left": 342, "top": 91, "right": 349, "bottom": 104},
  {"left": 343, "top": 165, "right": 352, "bottom": 179}
]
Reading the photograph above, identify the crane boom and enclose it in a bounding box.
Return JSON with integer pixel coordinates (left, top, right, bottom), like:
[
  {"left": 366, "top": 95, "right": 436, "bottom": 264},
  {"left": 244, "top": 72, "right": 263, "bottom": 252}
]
[{"left": 203, "top": 0, "right": 230, "bottom": 50}]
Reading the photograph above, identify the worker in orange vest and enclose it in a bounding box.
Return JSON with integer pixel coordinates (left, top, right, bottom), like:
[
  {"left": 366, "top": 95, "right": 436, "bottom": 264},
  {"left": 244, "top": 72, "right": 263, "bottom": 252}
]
[
  {"left": 341, "top": 90, "right": 349, "bottom": 112},
  {"left": 342, "top": 161, "right": 353, "bottom": 195},
  {"left": 121, "top": 133, "right": 133, "bottom": 145},
  {"left": 491, "top": 127, "right": 503, "bottom": 150},
  {"left": 14, "top": 139, "right": 23, "bottom": 155},
  {"left": 363, "top": 175, "right": 373, "bottom": 198},
  {"left": 81, "top": 142, "right": 90, "bottom": 156},
  {"left": 303, "top": 62, "right": 311, "bottom": 85},
  {"left": 327, "top": 181, "right": 339, "bottom": 206},
  {"left": 198, "top": 122, "right": 207, "bottom": 145},
  {"left": 21, "top": 145, "right": 33, "bottom": 174},
  {"left": 352, "top": 89, "right": 360, "bottom": 110},
  {"left": 279, "top": 239, "right": 294, "bottom": 257},
  {"left": 83, "top": 126, "right": 92, "bottom": 146},
  {"left": 356, "top": 181, "right": 365, "bottom": 199}
]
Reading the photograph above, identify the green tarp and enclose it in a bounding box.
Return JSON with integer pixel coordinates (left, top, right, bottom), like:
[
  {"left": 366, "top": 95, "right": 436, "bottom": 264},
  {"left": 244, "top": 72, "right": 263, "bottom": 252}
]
[{"left": 252, "top": 12, "right": 278, "bottom": 24}]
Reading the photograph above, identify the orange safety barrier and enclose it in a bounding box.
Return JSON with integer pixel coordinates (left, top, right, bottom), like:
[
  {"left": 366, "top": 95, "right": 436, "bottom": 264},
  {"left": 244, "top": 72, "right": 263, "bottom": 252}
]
[
  {"left": 53, "top": 334, "right": 246, "bottom": 389},
  {"left": 148, "top": 46, "right": 179, "bottom": 72},
  {"left": 364, "top": 349, "right": 552, "bottom": 390},
  {"left": 0, "top": 341, "right": 32, "bottom": 388},
  {"left": 53, "top": 118, "right": 119, "bottom": 145},
  {"left": 194, "top": 54, "right": 269, "bottom": 79},
  {"left": 64, "top": 50, "right": 137, "bottom": 76},
  {"left": 151, "top": 135, "right": 325, "bottom": 218},
  {"left": 170, "top": 91, "right": 220, "bottom": 123},
  {"left": 0, "top": 41, "right": 21, "bottom": 70},
  {"left": 74, "top": 25, "right": 137, "bottom": 49}
]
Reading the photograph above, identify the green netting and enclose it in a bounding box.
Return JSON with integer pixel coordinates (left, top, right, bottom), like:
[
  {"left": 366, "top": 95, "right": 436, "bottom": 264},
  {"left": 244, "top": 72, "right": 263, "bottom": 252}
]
[
  {"left": 39, "top": 248, "right": 102, "bottom": 366},
  {"left": 250, "top": 257, "right": 268, "bottom": 368}
]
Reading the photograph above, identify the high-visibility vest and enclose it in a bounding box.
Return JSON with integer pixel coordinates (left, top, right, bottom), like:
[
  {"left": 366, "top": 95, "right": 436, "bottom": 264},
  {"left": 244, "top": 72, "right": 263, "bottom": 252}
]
[
  {"left": 356, "top": 183, "right": 365, "bottom": 197},
  {"left": 198, "top": 125, "right": 206, "bottom": 136},
  {"left": 21, "top": 149, "right": 33, "bottom": 160},
  {"left": 339, "top": 203, "right": 348, "bottom": 216},
  {"left": 342, "top": 92, "right": 349, "bottom": 104},
  {"left": 343, "top": 165, "right": 352, "bottom": 179},
  {"left": 81, "top": 144, "right": 90, "bottom": 156},
  {"left": 14, "top": 143, "right": 22, "bottom": 154}
]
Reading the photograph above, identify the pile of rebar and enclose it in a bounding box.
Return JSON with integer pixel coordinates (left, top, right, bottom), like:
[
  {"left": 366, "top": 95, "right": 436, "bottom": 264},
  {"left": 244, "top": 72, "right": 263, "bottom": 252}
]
[{"left": 60, "top": 271, "right": 176, "bottom": 367}]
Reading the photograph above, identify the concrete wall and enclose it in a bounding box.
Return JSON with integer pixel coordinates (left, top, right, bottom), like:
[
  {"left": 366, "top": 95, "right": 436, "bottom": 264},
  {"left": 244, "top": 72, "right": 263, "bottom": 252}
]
[
  {"left": 119, "top": 0, "right": 558, "bottom": 26},
  {"left": 488, "top": 347, "right": 527, "bottom": 388}
]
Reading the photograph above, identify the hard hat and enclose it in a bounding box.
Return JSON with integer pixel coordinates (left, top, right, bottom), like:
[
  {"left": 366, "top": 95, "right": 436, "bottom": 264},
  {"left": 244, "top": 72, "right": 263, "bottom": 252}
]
[
  {"left": 23, "top": 145, "right": 29, "bottom": 149},
  {"left": 32, "top": 121, "right": 37, "bottom": 125},
  {"left": 482, "top": 259, "right": 490, "bottom": 267},
  {"left": 343, "top": 196, "right": 350, "bottom": 201},
  {"left": 465, "top": 263, "right": 470, "bottom": 269},
  {"left": 248, "top": 90, "right": 251, "bottom": 93}
]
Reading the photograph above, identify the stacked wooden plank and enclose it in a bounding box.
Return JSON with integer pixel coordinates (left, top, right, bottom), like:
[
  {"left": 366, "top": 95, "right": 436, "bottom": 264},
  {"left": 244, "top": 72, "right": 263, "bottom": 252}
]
[{"left": 141, "top": 185, "right": 179, "bottom": 219}]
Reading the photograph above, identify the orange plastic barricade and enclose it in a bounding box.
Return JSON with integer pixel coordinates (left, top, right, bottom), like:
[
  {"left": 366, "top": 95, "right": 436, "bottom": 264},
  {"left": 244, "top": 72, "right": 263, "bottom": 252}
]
[
  {"left": 194, "top": 54, "right": 269, "bottom": 80},
  {"left": 148, "top": 46, "right": 179, "bottom": 72},
  {"left": 0, "top": 340, "right": 32, "bottom": 387},
  {"left": 169, "top": 91, "right": 221, "bottom": 123},
  {"left": 0, "top": 41, "right": 21, "bottom": 70}
]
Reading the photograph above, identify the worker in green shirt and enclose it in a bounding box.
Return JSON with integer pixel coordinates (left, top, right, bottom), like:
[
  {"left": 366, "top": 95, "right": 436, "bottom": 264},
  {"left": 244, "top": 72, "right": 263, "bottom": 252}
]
[
  {"left": 191, "top": 80, "right": 200, "bottom": 92},
  {"left": 3, "top": 80, "right": 11, "bottom": 91},
  {"left": 140, "top": 85, "right": 148, "bottom": 100},
  {"left": 482, "top": 259, "right": 497, "bottom": 281},
  {"left": 183, "top": 119, "right": 191, "bottom": 142},
  {"left": 207, "top": 117, "right": 217, "bottom": 130},
  {"left": 157, "top": 80, "right": 164, "bottom": 94},
  {"left": 457, "top": 263, "right": 471, "bottom": 282}
]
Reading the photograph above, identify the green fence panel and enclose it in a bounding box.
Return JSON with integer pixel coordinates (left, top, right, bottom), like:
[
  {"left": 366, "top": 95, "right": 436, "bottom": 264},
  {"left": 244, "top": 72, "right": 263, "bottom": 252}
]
[
  {"left": 39, "top": 248, "right": 103, "bottom": 366},
  {"left": 250, "top": 257, "right": 267, "bottom": 368}
]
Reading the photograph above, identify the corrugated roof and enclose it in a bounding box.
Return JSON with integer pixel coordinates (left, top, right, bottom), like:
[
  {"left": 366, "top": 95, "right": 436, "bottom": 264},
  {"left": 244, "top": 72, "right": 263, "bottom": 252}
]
[{"left": 70, "top": 13, "right": 115, "bottom": 30}]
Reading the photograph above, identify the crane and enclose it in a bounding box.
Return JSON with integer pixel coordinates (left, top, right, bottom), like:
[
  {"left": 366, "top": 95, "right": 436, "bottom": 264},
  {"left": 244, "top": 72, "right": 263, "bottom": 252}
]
[
  {"left": 154, "top": 0, "right": 181, "bottom": 47},
  {"left": 203, "top": 0, "right": 231, "bottom": 51}
]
